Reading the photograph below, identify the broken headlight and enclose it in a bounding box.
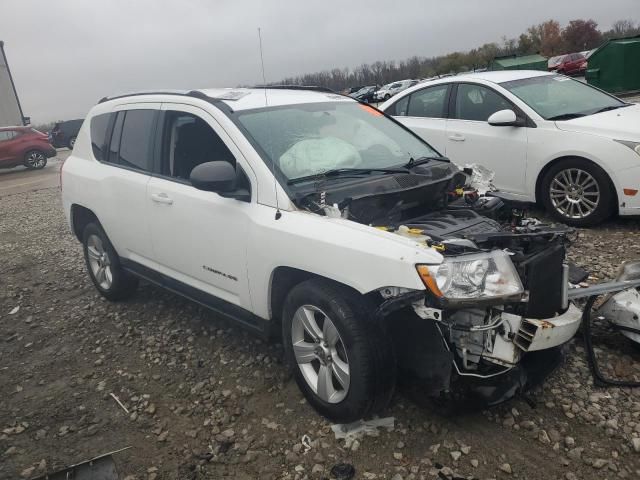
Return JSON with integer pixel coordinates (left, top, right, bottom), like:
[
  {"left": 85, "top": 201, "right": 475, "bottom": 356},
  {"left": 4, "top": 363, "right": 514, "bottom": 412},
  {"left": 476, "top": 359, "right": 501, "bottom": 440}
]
[{"left": 416, "top": 250, "right": 524, "bottom": 304}]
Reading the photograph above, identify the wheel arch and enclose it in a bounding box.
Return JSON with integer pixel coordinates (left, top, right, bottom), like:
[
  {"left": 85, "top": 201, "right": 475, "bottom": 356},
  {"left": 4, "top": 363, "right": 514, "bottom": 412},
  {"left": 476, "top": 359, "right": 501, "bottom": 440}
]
[
  {"left": 70, "top": 204, "right": 100, "bottom": 242},
  {"left": 268, "top": 266, "right": 372, "bottom": 325},
  {"left": 534, "top": 155, "right": 619, "bottom": 212}
]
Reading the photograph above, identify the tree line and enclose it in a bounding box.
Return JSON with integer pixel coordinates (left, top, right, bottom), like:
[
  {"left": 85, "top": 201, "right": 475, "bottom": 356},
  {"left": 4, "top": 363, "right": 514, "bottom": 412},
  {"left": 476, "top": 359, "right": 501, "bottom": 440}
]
[{"left": 277, "top": 19, "right": 640, "bottom": 91}]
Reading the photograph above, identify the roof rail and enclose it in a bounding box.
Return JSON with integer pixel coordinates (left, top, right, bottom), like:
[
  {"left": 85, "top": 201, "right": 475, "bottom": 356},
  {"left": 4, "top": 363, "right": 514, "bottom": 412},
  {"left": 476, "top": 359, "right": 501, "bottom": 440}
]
[
  {"left": 98, "top": 91, "right": 204, "bottom": 104},
  {"left": 251, "top": 85, "right": 336, "bottom": 94}
]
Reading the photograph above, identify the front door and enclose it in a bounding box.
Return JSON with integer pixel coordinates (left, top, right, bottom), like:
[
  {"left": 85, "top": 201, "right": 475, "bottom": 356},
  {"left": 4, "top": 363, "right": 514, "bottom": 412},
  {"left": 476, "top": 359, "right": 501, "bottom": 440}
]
[
  {"left": 445, "top": 83, "right": 529, "bottom": 195},
  {"left": 146, "top": 104, "right": 254, "bottom": 310}
]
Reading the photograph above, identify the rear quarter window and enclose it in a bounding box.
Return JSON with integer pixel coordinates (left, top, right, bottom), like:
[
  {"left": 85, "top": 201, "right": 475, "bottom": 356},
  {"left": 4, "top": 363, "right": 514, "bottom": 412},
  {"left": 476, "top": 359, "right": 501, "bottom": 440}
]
[{"left": 90, "top": 113, "right": 112, "bottom": 161}]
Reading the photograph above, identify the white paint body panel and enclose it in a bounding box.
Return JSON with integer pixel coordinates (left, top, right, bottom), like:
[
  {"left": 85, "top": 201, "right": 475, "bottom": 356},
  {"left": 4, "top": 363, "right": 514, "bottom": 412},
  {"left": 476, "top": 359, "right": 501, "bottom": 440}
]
[{"left": 380, "top": 71, "right": 640, "bottom": 213}]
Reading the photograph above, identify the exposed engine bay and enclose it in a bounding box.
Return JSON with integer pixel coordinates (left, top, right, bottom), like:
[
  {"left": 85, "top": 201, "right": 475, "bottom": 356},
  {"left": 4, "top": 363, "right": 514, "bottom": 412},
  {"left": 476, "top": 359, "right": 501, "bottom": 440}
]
[{"left": 292, "top": 161, "right": 640, "bottom": 404}]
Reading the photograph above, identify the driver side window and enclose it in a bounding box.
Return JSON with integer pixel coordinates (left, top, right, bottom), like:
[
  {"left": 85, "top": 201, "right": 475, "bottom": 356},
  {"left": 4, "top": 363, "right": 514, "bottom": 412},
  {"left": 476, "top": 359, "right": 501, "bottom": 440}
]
[{"left": 161, "top": 112, "right": 236, "bottom": 180}]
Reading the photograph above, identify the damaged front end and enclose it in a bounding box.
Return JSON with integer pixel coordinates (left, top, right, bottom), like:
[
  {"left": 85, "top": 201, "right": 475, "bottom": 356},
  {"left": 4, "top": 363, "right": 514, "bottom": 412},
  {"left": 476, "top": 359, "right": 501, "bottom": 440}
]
[
  {"left": 294, "top": 162, "right": 584, "bottom": 405},
  {"left": 380, "top": 208, "right": 582, "bottom": 406},
  {"left": 295, "top": 160, "right": 640, "bottom": 406}
]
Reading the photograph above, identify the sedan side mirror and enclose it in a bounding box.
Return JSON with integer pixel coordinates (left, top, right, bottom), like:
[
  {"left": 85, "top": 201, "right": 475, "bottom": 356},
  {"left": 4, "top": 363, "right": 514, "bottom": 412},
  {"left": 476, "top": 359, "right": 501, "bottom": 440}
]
[
  {"left": 190, "top": 161, "right": 250, "bottom": 201},
  {"left": 488, "top": 109, "right": 521, "bottom": 127}
]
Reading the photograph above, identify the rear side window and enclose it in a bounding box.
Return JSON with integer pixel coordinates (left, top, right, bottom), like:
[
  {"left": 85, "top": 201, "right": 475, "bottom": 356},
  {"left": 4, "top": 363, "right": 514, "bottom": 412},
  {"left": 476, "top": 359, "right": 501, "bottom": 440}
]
[
  {"left": 407, "top": 85, "right": 449, "bottom": 118},
  {"left": 0, "top": 131, "right": 16, "bottom": 142},
  {"left": 90, "top": 114, "right": 111, "bottom": 161},
  {"left": 117, "top": 110, "right": 156, "bottom": 171},
  {"left": 388, "top": 95, "right": 410, "bottom": 116}
]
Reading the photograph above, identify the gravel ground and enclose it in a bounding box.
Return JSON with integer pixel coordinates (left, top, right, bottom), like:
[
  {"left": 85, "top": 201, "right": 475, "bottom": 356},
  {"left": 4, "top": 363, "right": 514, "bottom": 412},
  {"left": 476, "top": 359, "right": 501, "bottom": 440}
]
[{"left": 2, "top": 187, "right": 640, "bottom": 480}]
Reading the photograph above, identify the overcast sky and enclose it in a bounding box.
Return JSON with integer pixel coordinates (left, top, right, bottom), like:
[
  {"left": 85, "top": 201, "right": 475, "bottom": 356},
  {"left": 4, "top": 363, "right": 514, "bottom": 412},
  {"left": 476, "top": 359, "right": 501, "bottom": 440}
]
[{"left": 1, "top": 0, "right": 637, "bottom": 123}]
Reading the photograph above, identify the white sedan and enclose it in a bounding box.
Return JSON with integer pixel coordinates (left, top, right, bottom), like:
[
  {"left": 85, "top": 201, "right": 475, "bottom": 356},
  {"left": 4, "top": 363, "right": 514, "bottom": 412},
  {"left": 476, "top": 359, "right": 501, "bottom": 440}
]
[{"left": 380, "top": 71, "right": 640, "bottom": 226}]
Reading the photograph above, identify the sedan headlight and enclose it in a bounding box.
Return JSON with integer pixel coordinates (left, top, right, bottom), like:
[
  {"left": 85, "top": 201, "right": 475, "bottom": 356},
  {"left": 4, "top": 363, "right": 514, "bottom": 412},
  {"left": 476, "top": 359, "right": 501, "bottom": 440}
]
[
  {"left": 416, "top": 250, "right": 524, "bottom": 305},
  {"left": 614, "top": 139, "right": 640, "bottom": 156}
]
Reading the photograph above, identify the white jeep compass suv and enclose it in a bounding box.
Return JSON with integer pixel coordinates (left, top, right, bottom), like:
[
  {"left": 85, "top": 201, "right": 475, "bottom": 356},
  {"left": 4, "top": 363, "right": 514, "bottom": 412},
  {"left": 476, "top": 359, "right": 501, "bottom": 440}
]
[{"left": 62, "top": 87, "right": 585, "bottom": 421}]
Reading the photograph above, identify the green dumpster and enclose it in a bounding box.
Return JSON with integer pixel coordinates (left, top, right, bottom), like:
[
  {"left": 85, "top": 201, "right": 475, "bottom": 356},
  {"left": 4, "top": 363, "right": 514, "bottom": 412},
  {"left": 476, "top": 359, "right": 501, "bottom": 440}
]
[
  {"left": 586, "top": 35, "right": 640, "bottom": 94},
  {"left": 490, "top": 54, "right": 548, "bottom": 71}
]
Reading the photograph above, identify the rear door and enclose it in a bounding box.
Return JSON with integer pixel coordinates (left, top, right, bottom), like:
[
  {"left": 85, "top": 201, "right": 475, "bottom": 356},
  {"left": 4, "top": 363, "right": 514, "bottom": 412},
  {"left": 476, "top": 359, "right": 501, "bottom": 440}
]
[
  {"left": 95, "top": 105, "right": 159, "bottom": 263},
  {"left": 445, "top": 82, "right": 529, "bottom": 194},
  {"left": 386, "top": 83, "right": 451, "bottom": 154}
]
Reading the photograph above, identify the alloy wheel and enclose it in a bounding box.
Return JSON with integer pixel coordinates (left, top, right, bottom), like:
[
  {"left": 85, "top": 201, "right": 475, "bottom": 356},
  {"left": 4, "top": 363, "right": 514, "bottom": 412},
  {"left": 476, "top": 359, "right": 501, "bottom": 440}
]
[
  {"left": 26, "top": 151, "right": 46, "bottom": 168},
  {"left": 87, "top": 234, "right": 113, "bottom": 290},
  {"left": 291, "top": 305, "right": 350, "bottom": 404},
  {"left": 549, "top": 168, "right": 600, "bottom": 219}
]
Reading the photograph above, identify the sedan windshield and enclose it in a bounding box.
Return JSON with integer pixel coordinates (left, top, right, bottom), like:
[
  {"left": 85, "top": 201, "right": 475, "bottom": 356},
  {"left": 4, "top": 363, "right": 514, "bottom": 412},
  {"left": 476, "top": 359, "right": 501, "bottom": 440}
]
[
  {"left": 500, "top": 75, "right": 627, "bottom": 120},
  {"left": 235, "top": 102, "right": 440, "bottom": 182}
]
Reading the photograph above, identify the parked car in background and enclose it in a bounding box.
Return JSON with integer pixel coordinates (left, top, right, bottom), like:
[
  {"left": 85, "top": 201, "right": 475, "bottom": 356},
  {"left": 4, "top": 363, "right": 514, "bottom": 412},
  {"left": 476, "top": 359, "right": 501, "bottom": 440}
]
[
  {"left": 0, "top": 126, "right": 56, "bottom": 169},
  {"left": 547, "top": 55, "right": 564, "bottom": 71},
  {"left": 349, "top": 85, "right": 378, "bottom": 103},
  {"left": 374, "top": 79, "right": 418, "bottom": 101},
  {"left": 554, "top": 53, "right": 587, "bottom": 76},
  {"left": 49, "top": 119, "right": 83, "bottom": 149},
  {"left": 343, "top": 85, "right": 365, "bottom": 95},
  {"left": 380, "top": 70, "right": 640, "bottom": 226}
]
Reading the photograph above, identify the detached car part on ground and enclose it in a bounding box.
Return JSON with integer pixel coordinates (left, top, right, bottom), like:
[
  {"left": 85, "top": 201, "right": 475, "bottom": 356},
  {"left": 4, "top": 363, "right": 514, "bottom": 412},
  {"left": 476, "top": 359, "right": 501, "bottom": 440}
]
[{"left": 62, "top": 88, "right": 640, "bottom": 423}]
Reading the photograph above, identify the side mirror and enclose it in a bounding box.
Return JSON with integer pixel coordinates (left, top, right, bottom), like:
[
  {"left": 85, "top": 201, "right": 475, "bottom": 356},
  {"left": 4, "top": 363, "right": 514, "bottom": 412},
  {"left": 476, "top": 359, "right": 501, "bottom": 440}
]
[
  {"left": 190, "top": 161, "right": 236, "bottom": 192},
  {"left": 190, "top": 161, "right": 250, "bottom": 201},
  {"left": 488, "top": 109, "right": 520, "bottom": 127}
]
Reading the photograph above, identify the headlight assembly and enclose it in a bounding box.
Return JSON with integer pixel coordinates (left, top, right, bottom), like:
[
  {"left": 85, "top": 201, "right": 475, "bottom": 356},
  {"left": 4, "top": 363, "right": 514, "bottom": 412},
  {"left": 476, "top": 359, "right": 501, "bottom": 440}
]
[
  {"left": 614, "top": 139, "right": 640, "bottom": 157},
  {"left": 416, "top": 250, "right": 524, "bottom": 305}
]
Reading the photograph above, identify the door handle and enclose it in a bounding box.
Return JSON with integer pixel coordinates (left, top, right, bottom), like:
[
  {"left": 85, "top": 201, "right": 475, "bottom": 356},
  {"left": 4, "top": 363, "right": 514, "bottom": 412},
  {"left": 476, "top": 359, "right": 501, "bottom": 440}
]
[
  {"left": 448, "top": 134, "right": 466, "bottom": 142},
  {"left": 151, "top": 193, "right": 174, "bottom": 205}
]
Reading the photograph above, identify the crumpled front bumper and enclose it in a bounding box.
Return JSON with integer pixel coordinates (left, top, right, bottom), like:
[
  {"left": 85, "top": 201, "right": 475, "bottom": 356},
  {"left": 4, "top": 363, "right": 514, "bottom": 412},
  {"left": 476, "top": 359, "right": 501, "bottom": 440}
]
[{"left": 514, "top": 304, "right": 582, "bottom": 352}]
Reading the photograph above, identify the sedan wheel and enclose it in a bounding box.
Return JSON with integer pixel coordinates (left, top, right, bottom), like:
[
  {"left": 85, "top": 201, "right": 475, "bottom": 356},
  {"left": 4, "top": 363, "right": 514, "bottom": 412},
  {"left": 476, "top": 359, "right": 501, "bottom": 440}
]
[
  {"left": 291, "top": 305, "right": 350, "bottom": 404},
  {"left": 541, "top": 159, "right": 613, "bottom": 227},
  {"left": 549, "top": 168, "right": 600, "bottom": 220}
]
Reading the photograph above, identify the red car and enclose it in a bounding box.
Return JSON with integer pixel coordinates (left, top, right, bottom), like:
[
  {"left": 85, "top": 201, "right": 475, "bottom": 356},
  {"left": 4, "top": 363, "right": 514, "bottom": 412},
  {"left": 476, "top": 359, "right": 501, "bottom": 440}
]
[
  {"left": 0, "top": 126, "right": 57, "bottom": 170},
  {"left": 553, "top": 53, "right": 587, "bottom": 76}
]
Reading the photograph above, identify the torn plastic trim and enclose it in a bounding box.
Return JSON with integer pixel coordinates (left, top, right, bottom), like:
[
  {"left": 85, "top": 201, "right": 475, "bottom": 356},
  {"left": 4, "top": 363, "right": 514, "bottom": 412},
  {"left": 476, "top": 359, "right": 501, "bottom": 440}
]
[
  {"left": 374, "top": 290, "right": 426, "bottom": 321},
  {"left": 596, "top": 287, "right": 640, "bottom": 344}
]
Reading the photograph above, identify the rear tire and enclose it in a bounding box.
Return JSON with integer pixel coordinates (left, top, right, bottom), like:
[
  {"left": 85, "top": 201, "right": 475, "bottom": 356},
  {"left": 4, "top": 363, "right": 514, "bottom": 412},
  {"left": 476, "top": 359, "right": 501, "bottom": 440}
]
[
  {"left": 82, "top": 222, "right": 138, "bottom": 301},
  {"left": 68, "top": 136, "right": 76, "bottom": 149},
  {"left": 23, "top": 150, "right": 47, "bottom": 170},
  {"left": 282, "top": 279, "right": 395, "bottom": 422},
  {"left": 541, "top": 158, "right": 614, "bottom": 227}
]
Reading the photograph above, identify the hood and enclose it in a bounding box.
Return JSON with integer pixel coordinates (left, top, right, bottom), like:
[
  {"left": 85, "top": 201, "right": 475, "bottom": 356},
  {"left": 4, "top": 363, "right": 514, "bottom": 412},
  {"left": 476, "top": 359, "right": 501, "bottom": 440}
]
[{"left": 555, "top": 104, "right": 640, "bottom": 141}]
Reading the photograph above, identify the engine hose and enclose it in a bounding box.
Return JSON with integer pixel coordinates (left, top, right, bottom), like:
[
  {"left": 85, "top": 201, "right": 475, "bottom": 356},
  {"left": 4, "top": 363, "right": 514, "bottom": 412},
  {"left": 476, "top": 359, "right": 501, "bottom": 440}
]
[{"left": 582, "top": 295, "right": 640, "bottom": 388}]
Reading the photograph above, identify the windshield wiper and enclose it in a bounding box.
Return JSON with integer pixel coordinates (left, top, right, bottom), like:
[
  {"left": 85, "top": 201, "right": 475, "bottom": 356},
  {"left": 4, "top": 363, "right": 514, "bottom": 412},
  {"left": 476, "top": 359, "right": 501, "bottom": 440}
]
[
  {"left": 548, "top": 112, "right": 587, "bottom": 121},
  {"left": 404, "top": 156, "right": 447, "bottom": 168},
  {"left": 592, "top": 104, "right": 631, "bottom": 114},
  {"left": 287, "top": 167, "right": 408, "bottom": 185}
]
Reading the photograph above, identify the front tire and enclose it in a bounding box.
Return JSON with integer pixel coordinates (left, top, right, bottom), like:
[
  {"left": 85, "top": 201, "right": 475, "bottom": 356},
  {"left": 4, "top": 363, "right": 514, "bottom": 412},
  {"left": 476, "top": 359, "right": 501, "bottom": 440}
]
[
  {"left": 82, "top": 222, "right": 138, "bottom": 301},
  {"left": 282, "top": 279, "right": 395, "bottom": 422},
  {"left": 384, "top": 94, "right": 391, "bottom": 100},
  {"left": 68, "top": 136, "right": 77, "bottom": 149},
  {"left": 23, "top": 150, "right": 47, "bottom": 170},
  {"left": 541, "top": 158, "right": 614, "bottom": 227}
]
